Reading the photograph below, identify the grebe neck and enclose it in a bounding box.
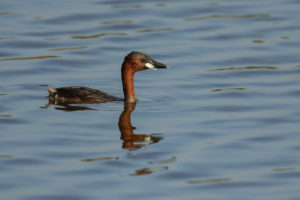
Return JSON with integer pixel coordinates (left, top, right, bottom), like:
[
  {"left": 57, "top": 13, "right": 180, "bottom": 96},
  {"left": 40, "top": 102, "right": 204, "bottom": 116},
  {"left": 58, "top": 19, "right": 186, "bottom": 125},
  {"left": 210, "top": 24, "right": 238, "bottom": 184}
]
[{"left": 121, "top": 64, "right": 136, "bottom": 103}]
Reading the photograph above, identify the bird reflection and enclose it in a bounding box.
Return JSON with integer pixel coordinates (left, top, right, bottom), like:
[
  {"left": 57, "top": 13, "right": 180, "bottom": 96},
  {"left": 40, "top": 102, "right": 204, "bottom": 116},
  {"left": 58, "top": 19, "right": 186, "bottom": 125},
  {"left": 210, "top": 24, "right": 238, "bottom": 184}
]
[
  {"left": 118, "top": 102, "right": 162, "bottom": 150},
  {"left": 42, "top": 99, "right": 163, "bottom": 150},
  {"left": 41, "top": 98, "right": 96, "bottom": 111}
]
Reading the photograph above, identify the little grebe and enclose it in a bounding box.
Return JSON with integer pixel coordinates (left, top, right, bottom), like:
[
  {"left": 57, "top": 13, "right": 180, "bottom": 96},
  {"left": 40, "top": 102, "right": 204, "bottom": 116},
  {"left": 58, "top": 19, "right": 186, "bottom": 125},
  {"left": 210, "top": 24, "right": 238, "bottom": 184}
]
[{"left": 45, "top": 51, "right": 168, "bottom": 104}]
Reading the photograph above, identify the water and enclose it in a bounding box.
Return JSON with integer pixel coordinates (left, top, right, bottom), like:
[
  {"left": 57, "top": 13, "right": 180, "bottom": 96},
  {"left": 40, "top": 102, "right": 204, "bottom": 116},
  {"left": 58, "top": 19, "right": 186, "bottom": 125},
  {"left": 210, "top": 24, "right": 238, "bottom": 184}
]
[{"left": 1, "top": 0, "right": 300, "bottom": 199}]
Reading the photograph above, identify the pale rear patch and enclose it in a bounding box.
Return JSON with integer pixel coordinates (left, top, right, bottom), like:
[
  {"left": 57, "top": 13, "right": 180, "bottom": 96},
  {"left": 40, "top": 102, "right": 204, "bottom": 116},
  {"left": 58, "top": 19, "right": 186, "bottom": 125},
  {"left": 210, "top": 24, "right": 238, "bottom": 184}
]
[
  {"left": 145, "top": 62, "right": 155, "bottom": 69},
  {"left": 41, "top": 85, "right": 56, "bottom": 94}
]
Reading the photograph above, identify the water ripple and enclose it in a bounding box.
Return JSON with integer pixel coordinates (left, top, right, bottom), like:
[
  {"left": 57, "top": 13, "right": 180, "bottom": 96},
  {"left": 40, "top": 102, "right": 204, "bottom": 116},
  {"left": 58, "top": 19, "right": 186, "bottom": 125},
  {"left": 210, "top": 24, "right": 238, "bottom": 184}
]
[
  {"left": 100, "top": 19, "right": 133, "bottom": 25},
  {"left": 210, "top": 88, "right": 247, "bottom": 92},
  {"left": 0, "top": 12, "right": 15, "bottom": 16},
  {"left": 136, "top": 27, "right": 175, "bottom": 33},
  {"left": 187, "top": 178, "right": 232, "bottom": 184},
  {"left": 184, "top": 13, "right": 271, "bottom": 22},
  {"left": 80, "top": 156, "right": 119, "bottom": 162},
  {"left": 0, "top": 55, "right": 60, "bottom": 61},
  {"left": 71, "top": 32, "right": 127, "bottom": 39},
  {"left": 209, "top": 65, "right": 278, "bottom": 71},
  {"left": 111, "top": 4, "right": 143, "bottom": 9},
  {"left": 1, "top": 0, "right": 300, "bottom": 199},
  {"left": 48, "top": 46, "right": 88, "bottom": 52}
]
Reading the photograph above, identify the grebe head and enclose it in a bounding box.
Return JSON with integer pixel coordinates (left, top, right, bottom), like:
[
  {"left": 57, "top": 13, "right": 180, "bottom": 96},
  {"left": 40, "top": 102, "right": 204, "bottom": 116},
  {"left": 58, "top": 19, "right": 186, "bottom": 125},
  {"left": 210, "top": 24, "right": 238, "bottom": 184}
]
[
  {"left": 122, "top": 51, "right": 168, "bottom": 72},
  {"left": 121, "top": 51, "right": 168, "bottom": 103}
]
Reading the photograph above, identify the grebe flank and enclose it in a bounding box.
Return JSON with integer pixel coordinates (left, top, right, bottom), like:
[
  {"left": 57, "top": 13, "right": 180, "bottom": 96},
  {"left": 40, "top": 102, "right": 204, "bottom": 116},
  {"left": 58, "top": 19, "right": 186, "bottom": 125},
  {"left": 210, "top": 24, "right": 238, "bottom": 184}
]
[{"left": 45, "top": 51, "right": 168, "bottom": 104}]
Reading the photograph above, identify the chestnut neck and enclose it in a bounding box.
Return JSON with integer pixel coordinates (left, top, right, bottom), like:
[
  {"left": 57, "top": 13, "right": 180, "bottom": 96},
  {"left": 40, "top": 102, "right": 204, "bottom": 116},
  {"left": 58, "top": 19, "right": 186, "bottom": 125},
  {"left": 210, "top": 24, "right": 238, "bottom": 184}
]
[{"left": 121, "top": 61, "right": 137, "bottom": 102}]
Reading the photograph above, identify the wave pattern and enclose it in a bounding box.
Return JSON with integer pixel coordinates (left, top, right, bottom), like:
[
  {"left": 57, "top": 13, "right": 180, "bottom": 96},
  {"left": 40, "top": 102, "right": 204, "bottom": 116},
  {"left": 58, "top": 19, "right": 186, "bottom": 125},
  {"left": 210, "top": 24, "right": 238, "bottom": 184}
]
[{"left": 0, "top": 0, "right": 300, "bottom": 200}]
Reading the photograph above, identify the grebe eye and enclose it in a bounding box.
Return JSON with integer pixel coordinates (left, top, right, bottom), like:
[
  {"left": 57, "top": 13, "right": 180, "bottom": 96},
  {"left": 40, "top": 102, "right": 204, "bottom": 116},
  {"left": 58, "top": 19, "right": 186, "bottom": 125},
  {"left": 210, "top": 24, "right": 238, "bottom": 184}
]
[{"left": 141, "top": 58, "right": 148, "bottom": 63}]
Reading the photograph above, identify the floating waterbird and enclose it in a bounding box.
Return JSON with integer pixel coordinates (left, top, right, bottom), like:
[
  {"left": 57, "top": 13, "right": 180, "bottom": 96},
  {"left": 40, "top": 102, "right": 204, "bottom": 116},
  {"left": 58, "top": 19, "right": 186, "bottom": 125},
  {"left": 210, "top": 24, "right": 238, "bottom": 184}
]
[{"left": 44, "top": 51, "right": 168, "bottom": 104}]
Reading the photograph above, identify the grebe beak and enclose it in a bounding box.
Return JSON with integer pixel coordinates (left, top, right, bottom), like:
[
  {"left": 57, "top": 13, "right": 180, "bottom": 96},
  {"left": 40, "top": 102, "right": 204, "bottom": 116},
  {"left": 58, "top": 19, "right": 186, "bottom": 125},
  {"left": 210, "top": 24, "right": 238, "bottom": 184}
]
[{"left": 145, "top": 60, "right": 168, "bottom": 69}]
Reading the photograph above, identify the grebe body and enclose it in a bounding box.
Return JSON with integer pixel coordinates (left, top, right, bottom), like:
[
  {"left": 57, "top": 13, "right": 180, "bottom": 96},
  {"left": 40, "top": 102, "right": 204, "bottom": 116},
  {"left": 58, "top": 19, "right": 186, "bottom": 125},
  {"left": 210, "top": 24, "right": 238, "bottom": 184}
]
[{"left": 45, "top": 51, "right": 168, "bottom": 104}]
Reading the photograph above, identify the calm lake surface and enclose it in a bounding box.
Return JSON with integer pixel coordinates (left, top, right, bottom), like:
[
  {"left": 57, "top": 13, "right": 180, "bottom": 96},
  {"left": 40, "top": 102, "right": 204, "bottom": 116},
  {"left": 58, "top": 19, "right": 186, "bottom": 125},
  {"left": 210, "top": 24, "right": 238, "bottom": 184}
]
[{"left": 1, "top": 0, "right": 300, "bottom": 199}]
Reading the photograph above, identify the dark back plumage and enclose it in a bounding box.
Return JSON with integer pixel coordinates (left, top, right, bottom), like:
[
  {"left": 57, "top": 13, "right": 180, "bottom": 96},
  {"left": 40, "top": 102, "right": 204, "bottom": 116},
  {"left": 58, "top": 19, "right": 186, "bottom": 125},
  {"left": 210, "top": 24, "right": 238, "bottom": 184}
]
[{"left": 50, "top": 86, "right": 120, "bottom": 104}]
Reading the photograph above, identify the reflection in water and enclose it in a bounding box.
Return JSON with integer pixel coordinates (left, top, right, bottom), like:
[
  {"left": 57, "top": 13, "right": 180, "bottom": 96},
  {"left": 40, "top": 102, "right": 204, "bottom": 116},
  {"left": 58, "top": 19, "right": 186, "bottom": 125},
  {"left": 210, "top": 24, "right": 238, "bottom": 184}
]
[
  {"left": 131, "top": 166, "right": 168, "bottom": 176},
  {"left": 53, "top": 106, "right": 96, "bottom": 111},
  {"left": 118, "top": 102, "right": 163, "bottom": 150},
  {"left": 42, "top": 99, "right": 163, "bottom": 149},
  {"left": 77, "top": 102, "right": 164, "bottom": 164},
  {"left": 41, "top": 98, "right": 96, "bottom": 111}
]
